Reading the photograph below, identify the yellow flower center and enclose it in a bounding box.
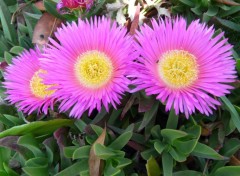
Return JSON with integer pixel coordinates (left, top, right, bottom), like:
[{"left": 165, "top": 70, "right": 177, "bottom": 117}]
[
  {"left": 158, "top": 50, "right": 199, "bottom": 89},
  {"left": 74, "top": 50, "right": 113, "bottom": 89},
  {"left": 30, "top": 69, "right": 55, "bottom": 98}
]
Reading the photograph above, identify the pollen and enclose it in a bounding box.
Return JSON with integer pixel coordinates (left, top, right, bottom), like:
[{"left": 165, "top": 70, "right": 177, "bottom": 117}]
[
  {"left": 30, "top": 69, "right": 55, "bottom": 98},
  {"left": 158, "top": 50, "right": 199, "bottom": 89},
  {"left": 74, "top": 50, "right": 113, "bottom": 89}
]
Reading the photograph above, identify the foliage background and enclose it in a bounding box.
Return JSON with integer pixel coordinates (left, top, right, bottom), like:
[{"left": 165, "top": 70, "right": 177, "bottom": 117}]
[{"left": 0, "top": 0, "right": 240, "bottom": 175}]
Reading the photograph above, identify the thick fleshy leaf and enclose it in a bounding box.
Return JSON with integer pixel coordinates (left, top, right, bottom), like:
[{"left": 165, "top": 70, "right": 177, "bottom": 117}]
[
  {"left": 173, "top": 170, "right": 202, "bottom": 176},
  {"left": 54, "top": 128, "right": 71, "bottom": 169},
  {"left": 0, "top": 147, "right": 11, "bottom": 170},
  {"left": 154, "top": 141, "right": 165, "bottom": 154},
  {"left": 138, "top": 102, "right": 159, "bottom": 131},
  {"left": 22, "top": 157, "right": 49, "bottom": 176},
  {"left": 221, "top": 96, "right": 240, "bottom": 132},
  {"left": 3, "top": 163, "right": 19, "bottom": 176},
  {"left": 161, "top": 129, "right": 188, "bottom": 144},
  {"left": 55, "top": 160, "right": 88, "bottom": 176},
  {"left": 151, "top": 125, "right": 162, "bottom": 139},
  {"left": 18, "top": 134, "right": 44, "bottom": 157},
  {"left": 162, "top": 152, "right": 173, "bottom": 176},
  {"left": 0, "top": 0, "right": 17, "bottom": 44},
  {"left": 169, "top": 147, "right": 187, "bottom": 162},
  {"left": 73, "top": 146, "right": 91, "bottom": 160},
  {"left": 43, "top": 137, "right": 57, "bottom": 165},
  {"left": 173, "top": 125, "right": 201, "bottom": 154},
  {"left": 213, "top": 166, "right": 240, "bottom": 176},
  {"left": 104, "top": 161, "right": 121, "bottom": 176},
  {"left": 211, "top": 138, "right": 240, "bottom": 172},
  {"left": 146, "top": 156, "right": 161, "bottom": 176},
  {"left": 220, "top": 138, "right": 240, "bottom": 156},
  {"left": 0, "top": 136, "right": 32, "bottom": 159},
  {"left": 216, "top": 18, "right": 240, "bottom": 32},
  {"left": 141, "top": 148, "right": 159, "bottom": 160},
  {"left": 94, "top": 143, "right": 125, "bottom": 160},
  {"left": 166, "top": 108, "right": 178, "bottom": 129},
  {"left": 191, "top": 142, "right": 225, "bottom": 160},
  {"left": 9, "top": 46, "right": 24, "bottom": 55},
  {"left": 0, "top": 119, "right": 74, "bottom": 138},
  {"left": 63, "top": 146, "right": 79, "bottom": 158},
  {"left": 108, "top": 131, "right": 133, "bottom": 150},
  {"left": 114, "top": 158, "right": 132, "bottom": 169}
]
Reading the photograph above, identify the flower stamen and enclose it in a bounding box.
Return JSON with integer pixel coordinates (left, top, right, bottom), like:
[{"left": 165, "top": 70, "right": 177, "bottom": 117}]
[
  {"left": 30, "top": 69, "right": 55, "bottom": 98},
  {"left": 74, "top": 50, "right": 113, "bottom": 89},
  {"left": 158, "top": 50, "right": 199, "bottom": 89}
]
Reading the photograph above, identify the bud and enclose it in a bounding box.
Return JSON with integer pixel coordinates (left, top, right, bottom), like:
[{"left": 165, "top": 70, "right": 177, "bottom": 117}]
[
  {"left": 62, "top": 0, "right": 80, "bottom": 8},
  {"left": 57, "top": 0, "right": 94, "bottom": 12}
]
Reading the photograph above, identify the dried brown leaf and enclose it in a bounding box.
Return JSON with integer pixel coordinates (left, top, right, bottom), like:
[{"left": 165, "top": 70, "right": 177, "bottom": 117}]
[
  {"left": 215, "top": 0, "right": 240, "bottom": 6},
  {"left": 34, "top": 1, "right": 45, "bottom": 11},
  {"left": 32, "top": 13, "right": 62, "bottom": 46},
  {"left": 230, "top": 156, "right": 240, "bottom": 165},
  {"left": 89, "top": 125, "right": 106, "bottom": 176},
  {"left": 129, "top": 3, "right": 140, "bottom": 35}
]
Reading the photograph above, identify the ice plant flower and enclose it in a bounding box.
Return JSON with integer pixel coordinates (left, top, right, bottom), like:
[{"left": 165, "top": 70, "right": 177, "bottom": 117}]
[
  {"left": 132, "top": 17, "right": 236, "bottom": 118},
  {"left": 41, "top": 17, "right": 135, "bottom": 118},
  {"left": 3, "top": 49, "right": 55, "bottom": 114},
  {"left": 57, "top": 0, "right": 94, "bottom": 12}
]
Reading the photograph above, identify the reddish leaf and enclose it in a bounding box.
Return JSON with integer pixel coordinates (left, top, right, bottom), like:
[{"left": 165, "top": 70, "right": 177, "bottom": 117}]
[
  {"left": 0, "top": 136, "right": 32, "bottom": 159},
  {"left": 138, "top": 97, "right": 155, "bottom": 113},
  {"left": 121, "top": 95, "right": 136, "bottom": 119},
  {"left": 0, "top": 62, "right": 8, "bottom": 71},
  {"left": 54, "top": 128, "right": 71, "bottom": 169}
]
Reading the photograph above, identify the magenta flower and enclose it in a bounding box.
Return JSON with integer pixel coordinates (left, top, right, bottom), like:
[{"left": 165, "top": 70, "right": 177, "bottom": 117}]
[
  {"left": 57, "top": 0, "right": 94, "bottom": 11},
  {"left": 132, "top": 17, "right": 236, "bottom": 118},
  {"left": 41, "top": 17, "right": 136, "bottom": 118},
  {"left": 3, "top": 49, "right": 55, "bottom": 114}
]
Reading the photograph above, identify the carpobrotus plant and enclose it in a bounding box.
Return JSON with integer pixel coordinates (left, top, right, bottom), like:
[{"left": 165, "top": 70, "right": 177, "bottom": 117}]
[
  {"left": 41, "top": 17, "right": 136, "bottom": 118},
  {"left": 3, "top": 49, "right": 55, "bottom": 114},
  {"left": 132, "top": 17, "right": 236, "bottom": 118}
]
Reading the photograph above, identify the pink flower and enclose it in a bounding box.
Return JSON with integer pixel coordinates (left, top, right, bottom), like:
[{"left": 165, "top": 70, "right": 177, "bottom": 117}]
[
  {"left": 41, "top": 17, "right": 136, "bottom": 118},
  {"left": 57, "top": 0, "right": 94, "bottom": 11},
  {"left": 3, "top": 49, "right": 55, "bottom": 114},
  {"left": 132, "top": 17, "right": 236, "bottom": 118}
]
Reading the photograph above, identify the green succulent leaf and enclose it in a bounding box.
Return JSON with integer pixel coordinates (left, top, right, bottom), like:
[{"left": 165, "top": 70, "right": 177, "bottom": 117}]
[
  {"left": 73, "top": 145, "right": 91, "bottom": 160},
  {"left": 22, "top": 157, "right": 49, "bottom": 176},
  {"left": 0, "top": 0, "right": 17, "bottom": 44},
  {"left": 0, "top": 119, "right": 74, "bottom": 138},
  {"left": 94, "top": 143, "right": 125, "bottom": 160},
  {"left": 108, "top": 130, "right": 133, "bottom": 150},
  {"left": 191, "top": 142, "right": 225, "bottom": 160},
  {"left": 221, "top": 96, "right": 240, "bottom": 132},
  {"left": 213, "top": 166, "right": 240, "bottom": 176},
  {"left": 161, "top": 129, "right": 188, "bottom": 144},
  {"left": 162, "top": 152, "right": 173, "bottom": 176},
  {"left": 146, "top": 156, "right": 161, "bottom": 176},
  {"left": 173, "top": 170, "right": 202, "bottom": 176}
]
